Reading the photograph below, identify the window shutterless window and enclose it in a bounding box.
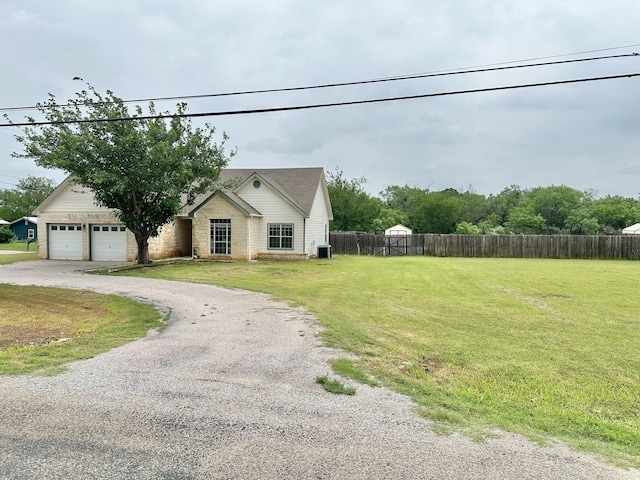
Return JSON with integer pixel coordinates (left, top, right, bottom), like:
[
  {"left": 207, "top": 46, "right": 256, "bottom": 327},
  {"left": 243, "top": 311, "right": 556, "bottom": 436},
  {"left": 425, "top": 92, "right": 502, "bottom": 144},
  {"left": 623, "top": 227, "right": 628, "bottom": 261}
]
[
  {"left": 268, "top": 223, "right": 293, "bottom": 249},
  {"left": 210, "top": 219, "right": 231, "bottom": 255}
]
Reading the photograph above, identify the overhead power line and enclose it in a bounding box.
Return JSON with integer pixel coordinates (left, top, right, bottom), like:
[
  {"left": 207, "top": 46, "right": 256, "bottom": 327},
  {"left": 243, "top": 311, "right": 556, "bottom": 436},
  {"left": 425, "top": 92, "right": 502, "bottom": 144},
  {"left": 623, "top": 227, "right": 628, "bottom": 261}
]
[
  {"left": 0, "top": 53, "right": 637, "bottom": 114},
  {"left": 1, "top": 72, "right": 638, "bottom": 128}
]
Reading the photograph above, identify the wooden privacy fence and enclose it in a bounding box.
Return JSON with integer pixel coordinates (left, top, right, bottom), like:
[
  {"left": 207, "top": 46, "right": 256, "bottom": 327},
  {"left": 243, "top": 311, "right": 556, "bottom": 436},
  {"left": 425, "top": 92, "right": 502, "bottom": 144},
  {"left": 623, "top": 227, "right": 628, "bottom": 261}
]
[{"left": 329, "top": 232, "right": 640, "bottom": 260}]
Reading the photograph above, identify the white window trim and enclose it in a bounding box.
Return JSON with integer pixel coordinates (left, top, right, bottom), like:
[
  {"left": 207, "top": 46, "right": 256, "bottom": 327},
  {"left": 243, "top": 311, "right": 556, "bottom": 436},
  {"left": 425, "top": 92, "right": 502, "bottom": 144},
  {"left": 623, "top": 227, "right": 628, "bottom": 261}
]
[{"left": 268, "top": 223, "right": 294, "bottom": 250}]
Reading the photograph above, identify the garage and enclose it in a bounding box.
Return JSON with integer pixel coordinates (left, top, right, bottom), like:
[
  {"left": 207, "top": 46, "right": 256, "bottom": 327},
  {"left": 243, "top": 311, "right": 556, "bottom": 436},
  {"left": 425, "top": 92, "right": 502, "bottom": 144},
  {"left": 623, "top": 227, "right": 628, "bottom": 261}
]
[
  {"left": 48, "top": 224, "right": 83, "bottom": 260},
  {"left": 91, "top": 225, "right": 128, "bottom": 261}
]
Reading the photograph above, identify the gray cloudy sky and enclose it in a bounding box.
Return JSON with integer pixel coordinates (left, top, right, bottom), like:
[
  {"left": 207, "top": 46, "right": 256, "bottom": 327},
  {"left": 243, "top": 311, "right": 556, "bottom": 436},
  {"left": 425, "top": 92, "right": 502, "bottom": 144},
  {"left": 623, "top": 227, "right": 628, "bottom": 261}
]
[{"left": 1, "top": 1, "right": 639, "bottom": 199}]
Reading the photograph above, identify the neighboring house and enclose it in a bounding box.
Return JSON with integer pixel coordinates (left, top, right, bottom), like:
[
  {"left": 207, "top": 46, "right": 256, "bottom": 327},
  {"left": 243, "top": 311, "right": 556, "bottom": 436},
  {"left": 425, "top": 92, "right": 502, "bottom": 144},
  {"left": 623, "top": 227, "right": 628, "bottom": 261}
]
[
  {"left": 622, "top": 223, "right": 640, "bottom": 235},
  {"left": 9, "top": 217, "right": 38, "bottom": 241},
  {"left": 0, "top": 219, "right": 9, "bottom": 226},
  {"left": 34, "top": 167, "right": 333, "bottom": 262},
  {"left": 385, "top": 224, "right": 412, "bottom": 236}
]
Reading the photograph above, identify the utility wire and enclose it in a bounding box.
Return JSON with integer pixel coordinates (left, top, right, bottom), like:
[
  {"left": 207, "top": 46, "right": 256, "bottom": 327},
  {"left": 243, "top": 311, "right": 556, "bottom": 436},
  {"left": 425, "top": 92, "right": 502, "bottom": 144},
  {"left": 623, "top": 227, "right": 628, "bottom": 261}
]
[
  {"left": 0, "top": 53, "right": 638, "bottom": 113},
  {"left": 404, "top": 43, "right": 640, "bottom": 73},
  {"left": 2, "top": 72, "right": 638, "bottom": 128}
]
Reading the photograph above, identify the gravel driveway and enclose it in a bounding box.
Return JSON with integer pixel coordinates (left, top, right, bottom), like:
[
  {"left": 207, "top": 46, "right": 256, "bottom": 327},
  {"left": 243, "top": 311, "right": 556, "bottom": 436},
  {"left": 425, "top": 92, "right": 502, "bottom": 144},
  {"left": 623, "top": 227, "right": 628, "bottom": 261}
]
[{"left": 0, "top": 260, "right": 637, "bottom": 479}]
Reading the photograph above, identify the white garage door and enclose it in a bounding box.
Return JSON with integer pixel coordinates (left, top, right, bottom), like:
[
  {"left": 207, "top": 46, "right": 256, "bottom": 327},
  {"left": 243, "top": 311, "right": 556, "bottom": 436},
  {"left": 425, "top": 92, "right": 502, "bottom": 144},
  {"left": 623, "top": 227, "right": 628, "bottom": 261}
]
[
  {"left": 48, "top": 224, "right": 83, "bottom": 260},
  {"left": 91, "top": 225, "right": 127, "bottom": 261}
]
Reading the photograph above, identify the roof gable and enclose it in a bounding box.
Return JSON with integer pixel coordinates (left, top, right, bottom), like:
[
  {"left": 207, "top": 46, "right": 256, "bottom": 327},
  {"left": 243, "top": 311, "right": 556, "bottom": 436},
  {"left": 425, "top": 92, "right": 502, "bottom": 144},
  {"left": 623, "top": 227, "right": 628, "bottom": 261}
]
[
  {"left": 9, "top": 217, "right": 38, "bottom": 226},
  {"left": 188, "top": 167, "right": 329, "bottom": 217},
  {"left": 220, "top": 168, "right": 325, "bottom": 216},
  {"left": 186, "top": 190, "right": 262, "bottom": 217}
]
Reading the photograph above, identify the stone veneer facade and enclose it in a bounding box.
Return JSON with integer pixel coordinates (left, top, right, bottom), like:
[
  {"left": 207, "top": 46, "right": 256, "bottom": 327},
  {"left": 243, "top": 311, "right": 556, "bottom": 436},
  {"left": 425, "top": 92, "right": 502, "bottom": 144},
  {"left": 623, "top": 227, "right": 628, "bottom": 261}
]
[{"left": 191, "top": 195, "right": 254, "bottom": 260}]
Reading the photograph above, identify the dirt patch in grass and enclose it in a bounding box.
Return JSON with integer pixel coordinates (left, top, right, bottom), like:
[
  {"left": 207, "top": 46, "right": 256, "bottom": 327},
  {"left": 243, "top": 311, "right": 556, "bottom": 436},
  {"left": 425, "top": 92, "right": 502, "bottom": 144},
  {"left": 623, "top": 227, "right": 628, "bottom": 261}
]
[
  {"left": 0, "top": 284, "right": 110, "bottom": 348},
  {"left": 0, "top": 283, "right": 163, "bottom": 375}
]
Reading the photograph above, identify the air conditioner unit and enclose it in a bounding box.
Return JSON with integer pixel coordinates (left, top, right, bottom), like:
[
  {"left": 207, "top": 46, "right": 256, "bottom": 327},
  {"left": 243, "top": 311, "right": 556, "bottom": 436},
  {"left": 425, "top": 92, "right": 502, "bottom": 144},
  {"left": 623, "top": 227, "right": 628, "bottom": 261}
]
[{"left": 317, "top": 245, "right": 332, "bottom": 259}]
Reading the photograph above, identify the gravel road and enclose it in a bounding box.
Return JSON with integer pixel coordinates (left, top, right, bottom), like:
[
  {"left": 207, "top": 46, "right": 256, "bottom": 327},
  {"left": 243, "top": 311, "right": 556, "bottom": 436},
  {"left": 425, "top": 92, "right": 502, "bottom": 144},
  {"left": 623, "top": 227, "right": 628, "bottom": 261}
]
[{"left": 0, "top": 260, "right": 637, "bottom": 479}]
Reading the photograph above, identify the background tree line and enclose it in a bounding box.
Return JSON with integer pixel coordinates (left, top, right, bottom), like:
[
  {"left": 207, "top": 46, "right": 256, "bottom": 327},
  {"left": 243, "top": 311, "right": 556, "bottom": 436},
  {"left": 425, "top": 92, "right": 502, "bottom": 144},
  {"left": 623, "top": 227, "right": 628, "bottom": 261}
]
[
  {"left": 0, "top": 176, "right": 56, "bottom": 222},
  {"left": 327, "top": 168, "right": 640, "bottom": 235}
]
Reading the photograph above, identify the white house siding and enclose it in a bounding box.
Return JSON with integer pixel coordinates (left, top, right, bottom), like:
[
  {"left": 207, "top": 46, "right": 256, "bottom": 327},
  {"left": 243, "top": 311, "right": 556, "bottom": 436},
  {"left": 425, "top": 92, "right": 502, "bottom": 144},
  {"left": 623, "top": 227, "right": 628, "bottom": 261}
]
[
  {"left": 42, "top": 182, "right": 107, "bottom": 213},
  {"left": 236, "top": 178, "right": 306, "bottom": 254},
  {"left": 305, "top": 182, "right": 331, "bottom": 256}
]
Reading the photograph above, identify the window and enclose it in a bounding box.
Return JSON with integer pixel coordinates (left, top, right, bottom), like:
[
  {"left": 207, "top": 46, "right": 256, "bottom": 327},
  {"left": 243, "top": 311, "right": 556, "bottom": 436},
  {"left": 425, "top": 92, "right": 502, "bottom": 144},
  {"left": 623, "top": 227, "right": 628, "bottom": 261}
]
[
  {"left": 27, "top": 229, "right": 35, "bottom": 240},
  {"left": 253, "top": 180, "right": 261, "bottom": 188},
  {"left": 268, "top": 223, "right": 293, "bottom": 249},
  {"left": 210, "top": 219, "right": 231, "bottom": 255}
]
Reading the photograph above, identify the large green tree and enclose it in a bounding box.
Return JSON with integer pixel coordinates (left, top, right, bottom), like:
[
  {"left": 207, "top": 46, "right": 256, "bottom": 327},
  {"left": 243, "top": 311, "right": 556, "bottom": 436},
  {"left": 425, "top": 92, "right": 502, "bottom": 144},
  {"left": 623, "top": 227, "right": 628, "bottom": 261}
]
[
  {"left": 590, "top": 195, "right": 640, "bottom": 232},
  {"left": 0, "top": 176, "right": 56, "bottom": 222},
  {"left": 380, "top": 185, "right": 428, "bottom": 214},
  {"left": 410, "top": 190, "right": 462, "bottom": 233},
  {"left": 487, "top": 185, "right": 524, "bottom": 225},
  {"left": 327, "top": 168, "right": 382, "bottom": 232},
  {"left": 505, "top": 185, "right": 584, "bottom": 234},
  {"left": 10, "top": 82, "right": 234, "bottom": 263}
]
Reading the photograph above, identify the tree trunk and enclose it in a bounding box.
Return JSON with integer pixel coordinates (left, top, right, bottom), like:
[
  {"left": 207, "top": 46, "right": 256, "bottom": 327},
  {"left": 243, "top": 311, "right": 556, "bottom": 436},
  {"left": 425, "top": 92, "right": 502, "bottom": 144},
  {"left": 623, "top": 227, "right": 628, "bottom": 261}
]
[{"left": 134, "top": 232, "right": 151, "bottom": 264}]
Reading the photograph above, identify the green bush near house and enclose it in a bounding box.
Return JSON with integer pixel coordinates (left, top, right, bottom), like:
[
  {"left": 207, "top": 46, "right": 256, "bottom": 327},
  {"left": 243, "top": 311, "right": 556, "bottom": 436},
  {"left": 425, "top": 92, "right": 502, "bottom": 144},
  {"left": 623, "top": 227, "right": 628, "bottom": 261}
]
[{"left": 0, "top": 227, "right": 15, "bottom": 244}]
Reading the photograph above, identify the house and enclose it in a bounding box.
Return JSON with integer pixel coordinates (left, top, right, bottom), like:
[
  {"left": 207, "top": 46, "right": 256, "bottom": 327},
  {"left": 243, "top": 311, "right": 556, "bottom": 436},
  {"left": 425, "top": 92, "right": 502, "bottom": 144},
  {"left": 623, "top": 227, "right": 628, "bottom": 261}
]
[
  {"left": 9, "top": 217, "right": 38, "bottom": 241},
  {"left": 622, "top": 223, "right": 640, "bottom": 235},
  {"left": 384, "top": 224, "right": 412, "bottom": 236},
  {"left": 34, "top": 167, "right": 333, "bottom": 262}
]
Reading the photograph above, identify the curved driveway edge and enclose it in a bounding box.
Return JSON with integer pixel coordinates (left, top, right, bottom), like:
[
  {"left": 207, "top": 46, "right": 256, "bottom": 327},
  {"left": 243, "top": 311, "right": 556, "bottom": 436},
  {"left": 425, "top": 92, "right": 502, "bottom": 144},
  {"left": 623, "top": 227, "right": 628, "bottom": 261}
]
[{"left": 0, "top": 260, "right": 637, "bottom": 479}]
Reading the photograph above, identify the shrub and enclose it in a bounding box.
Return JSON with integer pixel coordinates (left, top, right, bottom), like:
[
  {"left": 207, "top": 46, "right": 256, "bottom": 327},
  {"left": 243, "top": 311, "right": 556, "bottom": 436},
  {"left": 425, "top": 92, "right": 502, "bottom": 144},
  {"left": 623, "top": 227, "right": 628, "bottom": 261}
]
[
  {"left": 455, "top": 221, "right": 480, "bottom": 235},
  {"left": 0, "top": 227, "right": 15, "bottom": 244}
]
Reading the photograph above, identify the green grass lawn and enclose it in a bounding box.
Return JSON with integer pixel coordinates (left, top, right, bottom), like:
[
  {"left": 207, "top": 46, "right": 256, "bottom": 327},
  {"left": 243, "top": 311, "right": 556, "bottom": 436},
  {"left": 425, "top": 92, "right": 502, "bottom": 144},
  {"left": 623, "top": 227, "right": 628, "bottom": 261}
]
[
  {"left": 0, "top": 240, "right": 38, "bottom": 251},
  {"left": 112, "top": 255, "right": 640, "bottom": 466},
  {"left": 0, "top": 241, "right": 38, "bottom": 264}
]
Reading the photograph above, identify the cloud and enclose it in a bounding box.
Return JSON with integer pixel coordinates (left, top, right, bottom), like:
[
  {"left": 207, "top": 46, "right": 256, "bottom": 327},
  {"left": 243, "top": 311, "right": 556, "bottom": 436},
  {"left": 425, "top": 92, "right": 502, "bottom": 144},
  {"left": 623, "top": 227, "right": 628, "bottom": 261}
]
[{"left": 2, "top": 0, "right": 640, "bottom": 200}]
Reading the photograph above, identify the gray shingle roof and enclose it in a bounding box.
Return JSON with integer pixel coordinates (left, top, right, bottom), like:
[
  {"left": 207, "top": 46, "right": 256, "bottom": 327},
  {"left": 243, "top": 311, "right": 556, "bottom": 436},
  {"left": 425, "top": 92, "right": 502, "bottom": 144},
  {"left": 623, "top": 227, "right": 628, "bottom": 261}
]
[{"left": 186, "top": 167, "right": 326, "bottom": 217}]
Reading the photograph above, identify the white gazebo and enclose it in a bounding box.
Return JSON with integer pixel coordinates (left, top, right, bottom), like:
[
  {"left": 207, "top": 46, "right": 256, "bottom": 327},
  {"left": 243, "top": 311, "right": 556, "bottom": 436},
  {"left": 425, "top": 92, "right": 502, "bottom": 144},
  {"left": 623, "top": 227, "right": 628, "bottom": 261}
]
[{"left": 622, "top": 223, "right": 640, "bottom": 234}]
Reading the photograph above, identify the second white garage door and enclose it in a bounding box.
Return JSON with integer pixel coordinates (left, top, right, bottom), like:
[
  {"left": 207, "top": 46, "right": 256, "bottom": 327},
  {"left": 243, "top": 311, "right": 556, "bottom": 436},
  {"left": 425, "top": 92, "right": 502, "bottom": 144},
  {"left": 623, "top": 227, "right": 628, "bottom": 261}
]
[{"left": 91, "top": 225, "right": 127, "bottom": 261}]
